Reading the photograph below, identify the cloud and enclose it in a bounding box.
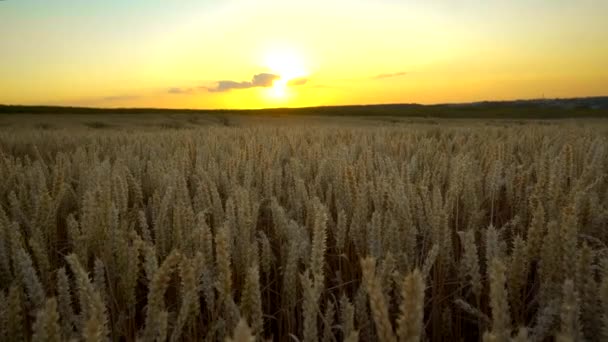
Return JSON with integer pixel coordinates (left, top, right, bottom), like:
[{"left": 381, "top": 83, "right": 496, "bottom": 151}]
[
  {"left": 168, "top": 87, "right": 196, "bottom": 94},
  {"left": 211, "top": 81, "right": 251, "bottom": 92},
  {"left": 287, "top": 77, "right": 308, "bottom": 86},
  {"left": 373, "top": 71, "right": 408, "bottom": 79},
  {"left": 168, "top": 72, "right": 309, "bottom": 94},
  {"left": 252, "top": 73, "right": 279, "bottom": 87},
  {"left": 208, "top": 73, "right": 280, "bottom": 92},
  {"left": 102, "top": 95, "right": 141, "bottom": 101}
]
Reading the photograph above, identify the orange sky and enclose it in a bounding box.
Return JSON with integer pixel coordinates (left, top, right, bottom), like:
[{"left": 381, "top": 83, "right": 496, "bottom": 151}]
[{"left": 1, "top": 0, "right": 607, "bottom": 109}]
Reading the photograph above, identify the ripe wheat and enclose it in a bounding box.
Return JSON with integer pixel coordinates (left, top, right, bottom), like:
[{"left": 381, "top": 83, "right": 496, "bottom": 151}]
[{"left": 0, "top": 121, "right": 606, "bottom": 341}]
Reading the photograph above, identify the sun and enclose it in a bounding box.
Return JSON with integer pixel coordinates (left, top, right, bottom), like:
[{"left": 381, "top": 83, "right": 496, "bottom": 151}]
[{"left": 264, "top": 48, "right": 308, "bottom": 99}]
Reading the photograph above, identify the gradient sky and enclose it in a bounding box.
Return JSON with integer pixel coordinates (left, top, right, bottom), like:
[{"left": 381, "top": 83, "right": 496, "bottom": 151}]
[{"left": 1, "top": 0, "right": 607, "bottom": 109}]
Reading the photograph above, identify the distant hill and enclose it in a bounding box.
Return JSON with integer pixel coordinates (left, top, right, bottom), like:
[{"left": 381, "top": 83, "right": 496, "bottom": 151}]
[{"left": 1, "top": 96, "right": 607, "bottom": 119}]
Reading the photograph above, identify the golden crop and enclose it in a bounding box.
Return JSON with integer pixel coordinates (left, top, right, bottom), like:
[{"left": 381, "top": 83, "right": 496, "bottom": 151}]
[{"left": 0, "top": 121, "right": 606, "bottom": 341}]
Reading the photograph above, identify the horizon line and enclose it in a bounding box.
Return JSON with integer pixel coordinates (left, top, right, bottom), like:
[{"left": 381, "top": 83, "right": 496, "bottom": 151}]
[{"left": 1, "top": 95, "right": 607, "bottom": 112}]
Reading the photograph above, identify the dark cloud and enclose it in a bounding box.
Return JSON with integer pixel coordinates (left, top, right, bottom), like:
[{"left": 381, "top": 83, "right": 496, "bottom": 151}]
[
  {"left": 252, "top": 73, "right": 279, "bottom": 87},
  {"left": 373, "top": 71, "right": 408, "bottom": 79},
  {"left": 211, "top": 81, "right": 251, "bottom": 92},
  {"left": 287, "top": 78, "right": 308, "bottom": 86},
  {"left": 208, "top": 73, "right": 280, "bottom": 92},
  {"left": 169, "top": 73, "right": 309, "bottom": 94}
]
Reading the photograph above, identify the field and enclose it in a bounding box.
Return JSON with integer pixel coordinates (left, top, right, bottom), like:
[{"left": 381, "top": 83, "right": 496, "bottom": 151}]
[{"left": 1, "top": 110, "right": 607, "bottom": 341}]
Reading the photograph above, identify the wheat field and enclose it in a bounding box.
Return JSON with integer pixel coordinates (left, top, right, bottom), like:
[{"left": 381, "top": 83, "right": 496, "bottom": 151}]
[{"left": 1, "top": 118, "right": 607, "bottom": 341}]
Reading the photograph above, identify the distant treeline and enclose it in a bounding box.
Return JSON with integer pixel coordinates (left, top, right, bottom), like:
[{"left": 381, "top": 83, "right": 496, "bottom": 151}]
[{"left": 1, "top": 96, "right": 607, "bottom": 118}]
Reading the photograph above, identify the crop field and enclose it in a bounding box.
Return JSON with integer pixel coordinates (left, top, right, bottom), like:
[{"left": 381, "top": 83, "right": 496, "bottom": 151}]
[{"left": 0, "top": 114, "right": 607, "bottom": 341}]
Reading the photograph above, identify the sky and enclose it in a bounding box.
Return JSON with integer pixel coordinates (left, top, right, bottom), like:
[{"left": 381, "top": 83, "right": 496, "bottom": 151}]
[{"left": 1, "top": 0, "right": 607, "bottom": 109}]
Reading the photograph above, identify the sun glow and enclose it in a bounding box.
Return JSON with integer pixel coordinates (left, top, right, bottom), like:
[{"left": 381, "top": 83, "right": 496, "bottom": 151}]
[{"left": 264, "top": 48, "right": 308, "bottom": 99}]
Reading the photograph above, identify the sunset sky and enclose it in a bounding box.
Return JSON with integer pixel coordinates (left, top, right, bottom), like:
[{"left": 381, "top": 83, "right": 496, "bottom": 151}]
[{"left": 1, "top": 0, "right": 607, "bottom": 109}]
